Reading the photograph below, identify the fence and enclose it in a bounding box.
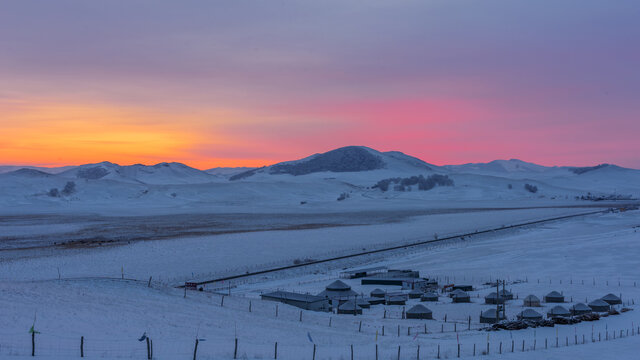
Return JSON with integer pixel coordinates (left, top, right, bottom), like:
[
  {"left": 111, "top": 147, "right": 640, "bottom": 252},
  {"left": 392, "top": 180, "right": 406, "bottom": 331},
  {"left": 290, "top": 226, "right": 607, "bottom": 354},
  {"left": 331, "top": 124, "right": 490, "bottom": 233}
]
[{"left": 1, "top": 324, "right": 638, "bottom": 359}]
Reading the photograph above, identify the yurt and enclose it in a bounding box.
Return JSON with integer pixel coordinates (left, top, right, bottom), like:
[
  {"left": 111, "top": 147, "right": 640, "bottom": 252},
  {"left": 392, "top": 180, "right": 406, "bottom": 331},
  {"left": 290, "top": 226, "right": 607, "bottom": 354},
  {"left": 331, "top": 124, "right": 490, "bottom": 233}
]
[
  {"left": 601, "top": 293, "right": 622, "bottom": 305},
  {"left": 406, "top": 304, "right": 433, "bottom": 319},
  {"left": 544, "top": 291, "right": 564, "bottom": 303},
  {"left": 386, "top": 296, "right": 406, "bottom": 305},
  {"left": 517, "top": 309, "right": 543, "bottom": 321},
  {"left": 337, "top": 301, "right": 363, "bottom": 315},
  {"left": 480, "top": 309, "right": 505, "bottom": 324},
  {"left": 547, "top": 305, "right": 571, "bottom": 318},
  {"left": 571, "top": 303, "right": 592, "bottom": 315},
  {"left": 485, "top": 292, "right": 506, "bottom": 305},
  {"left": 523, "top": 295, "right": 541, "bottom": 307},
  {"left": 420, "top": 292, "right": 438, "bottom": 302},
  {"left": 588, "top": 299, "right": 611, "bottom": 312},
  {"left": 452, "top": 291, "right": 471, "bottom": 303},
  {"left": 318, "top": 280, "right": 358, "bottom": 300}
]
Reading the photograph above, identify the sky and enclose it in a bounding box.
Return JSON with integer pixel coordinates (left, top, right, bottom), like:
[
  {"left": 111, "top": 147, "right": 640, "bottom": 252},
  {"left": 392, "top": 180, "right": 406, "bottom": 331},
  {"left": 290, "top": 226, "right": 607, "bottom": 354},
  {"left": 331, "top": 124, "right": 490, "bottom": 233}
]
[{"left": 1, "top": 0, "right": 639, "bottom": 169}]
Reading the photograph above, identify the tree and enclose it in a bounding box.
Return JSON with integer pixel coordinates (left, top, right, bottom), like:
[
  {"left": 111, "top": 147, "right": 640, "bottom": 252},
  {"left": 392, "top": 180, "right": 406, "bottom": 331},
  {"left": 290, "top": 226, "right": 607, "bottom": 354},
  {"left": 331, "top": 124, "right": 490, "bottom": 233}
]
[{"left": 61, "top": 181, "right": 76, "bottom": 196}]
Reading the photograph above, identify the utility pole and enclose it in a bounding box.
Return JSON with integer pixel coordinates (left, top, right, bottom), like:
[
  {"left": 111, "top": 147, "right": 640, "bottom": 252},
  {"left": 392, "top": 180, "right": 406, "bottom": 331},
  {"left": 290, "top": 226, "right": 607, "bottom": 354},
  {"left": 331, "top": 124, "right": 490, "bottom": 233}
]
[{"left": 496, "top": 279, "right": 500, "bottom": 323}]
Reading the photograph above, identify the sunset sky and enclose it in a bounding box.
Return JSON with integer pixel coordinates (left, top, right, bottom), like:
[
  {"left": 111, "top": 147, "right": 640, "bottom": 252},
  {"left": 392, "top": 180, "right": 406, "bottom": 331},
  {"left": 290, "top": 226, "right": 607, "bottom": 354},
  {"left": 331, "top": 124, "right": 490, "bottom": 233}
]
[{"left": 1, "top": 1, "right": 639, "bottom": 169}]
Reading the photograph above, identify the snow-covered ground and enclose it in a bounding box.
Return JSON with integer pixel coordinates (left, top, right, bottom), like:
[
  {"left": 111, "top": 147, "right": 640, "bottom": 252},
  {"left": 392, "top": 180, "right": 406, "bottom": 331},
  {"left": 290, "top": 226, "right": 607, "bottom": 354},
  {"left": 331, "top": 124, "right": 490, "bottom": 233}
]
[{"left": 0, "top": 209, "right": 638, "bottom": 359}]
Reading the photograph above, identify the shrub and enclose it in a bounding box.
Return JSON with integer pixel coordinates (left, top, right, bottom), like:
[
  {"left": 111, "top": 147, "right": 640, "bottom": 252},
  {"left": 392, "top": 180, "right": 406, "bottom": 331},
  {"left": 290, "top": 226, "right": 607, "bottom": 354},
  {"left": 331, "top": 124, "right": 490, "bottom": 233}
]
[{"left": 524, "top": 184, "right": 538, "bottom": 193}]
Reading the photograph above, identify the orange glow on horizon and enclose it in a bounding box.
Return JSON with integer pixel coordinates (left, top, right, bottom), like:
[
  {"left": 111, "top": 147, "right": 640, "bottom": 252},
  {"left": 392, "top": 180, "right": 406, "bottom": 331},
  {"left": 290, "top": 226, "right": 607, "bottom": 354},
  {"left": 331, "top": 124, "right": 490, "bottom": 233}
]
[{"left": 0, "top": 99, "right": 273, "bottom": 170}]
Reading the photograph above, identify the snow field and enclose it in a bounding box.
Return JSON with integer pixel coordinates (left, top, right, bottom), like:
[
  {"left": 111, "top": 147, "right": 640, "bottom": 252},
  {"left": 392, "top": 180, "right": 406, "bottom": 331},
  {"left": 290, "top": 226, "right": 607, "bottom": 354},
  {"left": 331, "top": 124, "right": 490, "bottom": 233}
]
[{"left": 0, "top": 210, "right": 638, "bottom": 359}]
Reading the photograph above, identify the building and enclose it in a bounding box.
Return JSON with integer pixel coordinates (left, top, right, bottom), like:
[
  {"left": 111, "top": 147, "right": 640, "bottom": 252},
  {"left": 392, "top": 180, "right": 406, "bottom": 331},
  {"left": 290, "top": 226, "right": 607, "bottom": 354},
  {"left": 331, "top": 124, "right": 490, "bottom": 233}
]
[
  {"left": 420, "top": 292, "right": 438, "bottom": 302},
  {"left": 361, "top": 277, "right": 427, "bottom": 289},
  {"left": 517, "top": 309, "right": 543, "bottom": 321},
  {"left": 480, "top": 309, "right": 505, "bottom": 324},
  {"left": 408, "top": 289, "right": 423, "bottom": 299},
  {"left": 601, "top": 293, "right": 622, "bottom": 305},
  {"left": 184, "top": 280, "right": 198, "bottom": 290},
  {"left": 544, "top": 291, "right": 564, "bottom": 303},
  {"left": 498, "top": 289, "right": 513, "bottom": 300},
  {"left": 571, "top": 303, "right": 592, "bottom": 315},
  {"left": 317, "top": 280, "right": 358, "bottom": 300},
  {"left": 366, "top": 297, "right": 385, "bottom": 305},
  {"left": 370, "top": 288, "right": 386, "bottom": 298},
  {"left": 485, "top": 292, "right": 506, "bottom": 305},
  {"left": 588, "top": 299, "right": 611, "bottom": 312},
  {"left": 452, "top": 284, "right": 473, "bottom": 291},
  {"left": 386, "top": 296, "right": 406, "bottom": 305},
  {"left": 452, "top": 291, "right": 471, "bottom": 303},
  {"left": 261, "top": 291, "right": 330, "bottom": 312},
  {"left": 547, "top": 305, "right": 571, "bottom": 318},
  {"left": 523, "top": 294, "right": 541, "bottom": 307},
  {"left": 340, "top": 266, "right": 388, "bottom": 279},
  {"left": 356, "top": 298, "right": 371, "bottom": 309},
  {"left": 337, "top": 301, "right": 363, "bottom": 315},
  {"left": 406, "top": 304, "right": 433, "bottom": 319}
]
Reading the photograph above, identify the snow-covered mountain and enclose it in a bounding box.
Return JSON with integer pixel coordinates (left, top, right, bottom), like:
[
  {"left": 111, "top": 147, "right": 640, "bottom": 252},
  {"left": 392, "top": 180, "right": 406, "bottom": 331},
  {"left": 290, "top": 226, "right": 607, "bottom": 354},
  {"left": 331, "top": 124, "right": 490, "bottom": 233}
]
[
  {"left": 1, "top": 146, "right": 638, "bottom": 213},
  {"left": 444, "top": 159, "right": 554, "bottom": 175},
  {"left": 57, "top": 161, "right": 217, "bottom": 185},
  {"left": 0, "top": 165, "right": 76, "bottom": 174},
  {"left": 230, "top": 146, "right": 435, "bottom": 181}
]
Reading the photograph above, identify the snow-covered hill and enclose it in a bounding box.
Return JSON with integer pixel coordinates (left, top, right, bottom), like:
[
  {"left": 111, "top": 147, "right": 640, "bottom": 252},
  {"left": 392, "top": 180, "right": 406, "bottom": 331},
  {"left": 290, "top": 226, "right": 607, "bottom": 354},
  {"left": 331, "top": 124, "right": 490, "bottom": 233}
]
[
  {"left": 1, "top": 146, "right": 638, "bottom": 213},
  {"left": 57, "top": 161, "right": 218, "bottom": 185}
]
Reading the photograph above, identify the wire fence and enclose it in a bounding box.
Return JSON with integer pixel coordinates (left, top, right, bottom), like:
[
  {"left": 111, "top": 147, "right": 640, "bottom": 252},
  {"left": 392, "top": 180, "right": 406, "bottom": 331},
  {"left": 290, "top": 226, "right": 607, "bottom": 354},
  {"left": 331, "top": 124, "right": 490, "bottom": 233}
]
[{"left": 1, "top": 324, "right": 638, "bottom": 359}]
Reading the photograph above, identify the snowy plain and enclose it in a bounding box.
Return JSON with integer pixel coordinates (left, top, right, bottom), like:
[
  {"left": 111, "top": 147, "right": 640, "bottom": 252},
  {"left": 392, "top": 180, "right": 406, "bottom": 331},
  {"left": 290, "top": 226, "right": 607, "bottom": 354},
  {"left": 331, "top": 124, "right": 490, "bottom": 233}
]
[{"left": 1, "top": 148, "right": 639, "bottom": 359}]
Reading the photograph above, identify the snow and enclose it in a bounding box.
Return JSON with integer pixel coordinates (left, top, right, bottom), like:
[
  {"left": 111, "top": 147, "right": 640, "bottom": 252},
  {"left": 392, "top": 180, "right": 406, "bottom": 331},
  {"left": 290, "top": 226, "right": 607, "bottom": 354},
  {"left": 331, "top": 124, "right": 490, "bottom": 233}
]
[
  {"left": 1, "top": 148, "right": 639, "bottom": 359},
  {"left": 0, "top": 208, "right": 638, "bottom": 359}
]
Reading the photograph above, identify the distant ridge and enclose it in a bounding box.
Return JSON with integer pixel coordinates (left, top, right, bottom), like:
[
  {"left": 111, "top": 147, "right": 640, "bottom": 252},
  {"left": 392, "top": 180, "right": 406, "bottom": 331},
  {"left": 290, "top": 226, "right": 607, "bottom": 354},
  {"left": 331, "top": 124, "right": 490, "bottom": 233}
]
[{"left": 229, "top": 146, "right": 434, "bottom": 180}]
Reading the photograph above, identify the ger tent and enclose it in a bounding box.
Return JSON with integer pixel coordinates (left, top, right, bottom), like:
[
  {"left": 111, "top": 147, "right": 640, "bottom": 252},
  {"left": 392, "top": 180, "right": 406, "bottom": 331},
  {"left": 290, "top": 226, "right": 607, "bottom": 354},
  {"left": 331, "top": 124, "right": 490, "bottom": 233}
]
[
  {"left": 544, "top": 291, "right": 564, "bottom": 303},
  {"left": 485, "top": 292, "right": 506, "bottom": 305},
  {"left": 517, "top": 309, "right": 543, "bottom": 321},
  {"left": 601, "top": 293, "right": 622, "bottom": 305},
  {"left": 571, "top": 303, "right": 592, "bottom": 315},
  {"left": 421, "top": 292, "right": 438, "bottom": 302},
  {"left": 547, "top": 305, "right": 571, "bottom": 318},
  {"left": 523, "top": 295, "right": 541, "bottom": 307},
  {"left": 588, "top": 299, "right": 611, "bottom": 312},
  {"left": 480, "top": 309, "right": 505, "bottom": 324},
  {"left": 337, "top": 301, "right": 362, "bottom": 315},
  {"left": 406, "top": 304, "right": 433, "bottom": 319}
]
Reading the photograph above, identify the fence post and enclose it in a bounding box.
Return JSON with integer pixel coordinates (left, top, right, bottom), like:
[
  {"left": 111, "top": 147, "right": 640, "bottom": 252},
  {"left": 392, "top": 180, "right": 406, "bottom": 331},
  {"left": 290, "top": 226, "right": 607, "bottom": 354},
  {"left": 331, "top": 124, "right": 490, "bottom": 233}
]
[
  {"left": 234, "top": 338, "right": 238, "bottom": 359},
  {"left": 350, "top": 344, "right": 354, "bottom": 360},
  {"left": 468, "top": 316, "right": 471, "bottom": 330},
  {"left": 473, "top": 343, "right": 475, "bottom": 356},
  {"left": 417, "top": 345, "right": 420, "bottom": 360},
  {"left": 382, "top": 325, "right": 385, "bottom": 336},
  {"left": 313, "top": 344, "right": 316, "bottom": 360},
  {"left": 457, "top": 344, "right": 460, "bottom": 358},
  {"left": 300, "top": 310, "right": 303, "bottom": 322},
  {"left": 437, "top": 344, "right": 440, "bottom": 359},
  {"left": 150, "top": 339, "right": 153, "bottom": 359},
  {"left": 499, "top": 342, "right": 502, "bottom": 354},
  {"left": 522, "top": 340, "right": 525, "bottom": 352},
  {"left": 397, "top": 345, "right": 401, "bottom": 360},
  {"left": 424, "top": 324, "right": 427, "bottom": 334},
  {"left": 81, "top": 336, "right": 84, "bottom": 358},
  {"left": 146, "top": 337, "right": 150, "bottom": 360},
  {"left": 221, "top": 295, "right": 224, "bottom": 307},
  {"left": 511, "top": 340, "right": 514, "bottom": 352},
  {"left": 193, "top": 338, "right": 199, "bottom": 360},
  {"left": 31, "top": 331, "right": 35, "bottom": 357},
  {"left": 249, "top": 301, "right": 252, "bottom": 312},
  {"left": 274, "top": 342, "right": 278, "bottom": 359},
  {"left": 398, "top": 325, "right": 400, "bottom": 337},
  {"left": 148, "top": 276, "right": 152, "bottom": 287},
  {"left": 376, "top": 344, "right": 378, "bottom": 360},
  {"left": 359, "top": 321, "right": 362, "bottom": 332}
]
